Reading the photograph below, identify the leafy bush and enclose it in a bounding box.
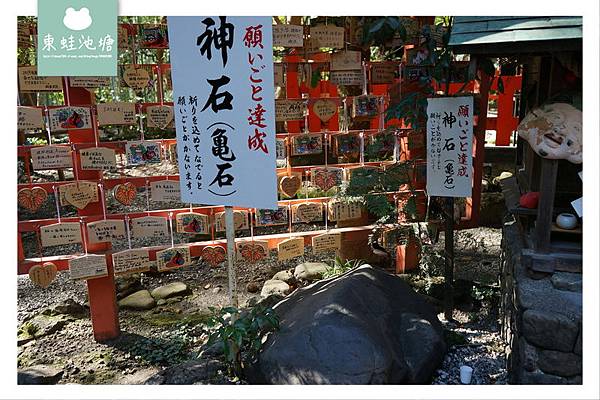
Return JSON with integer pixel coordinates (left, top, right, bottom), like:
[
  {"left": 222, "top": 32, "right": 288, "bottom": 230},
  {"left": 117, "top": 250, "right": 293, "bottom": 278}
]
[
  {"left": 322, "top": 257, "right": 365, "bottom": 279},
  {"left": 205, "top": 305, "right": 279, "bottom": 378}
]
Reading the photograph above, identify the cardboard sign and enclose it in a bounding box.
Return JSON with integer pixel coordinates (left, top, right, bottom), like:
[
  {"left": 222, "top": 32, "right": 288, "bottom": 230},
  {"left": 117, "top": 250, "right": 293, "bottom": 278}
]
[
  {"left": 292, "top": 134, "right": 323, "bottom": 156},
  {"left": 18, "top": 66, "right": 63, "bottom": 92},
  {"left": 176, "top": 212, "right": 210, "bottom": 234},
  {"left": 312, "top": 99, "right": 337, "bottom": 123},
  {"left": 18, "top": 187, "right": 48, "bottom": 212},
  {"left": 97, "top": 102, "right": 137, "bottom": 125},
  {"left": 147, "top": 105, "right": 174, "bottom": 129},
  {"left": 112, "top": 249, "right": 153, "bottom": 275},
  {"left": 310, "top": 25, "right": 345, "bottom": 49},
  {"left": 215, "top": 210, "right": 249, "bottom": 232},
  {"left": 48, "top": 107, "right": 92, "bottom": 131},
  {"left": 59, "top": 181, "right": 98, "bottom": 208},
  {"left": 69, "top": 254, "right": 109, "bottom": 280},
  {"left": 328, "top": 201, "right": 363, "bottom": 221},
  {"left": 371, "top": 62, "right": 398, "bottom": 84},
  {"left": 273, "top": 24, "right": 304, "bottom": 47},
  {"left": 312, "top": 232, "right": 341, "bottom": 254},
  {"left": 275, "top": 99, "right": 307, "bottom": 121},
  {"left": 130, "top": 216, "right": 168, "bottom": 238},
  {"left": 274, "top": 63, "right": 284, "bottom": 87},
  {"left": 292, "top": 202, "right": 323, "bottom": 223},
  {"left": 122, "top": 65, "right": 151, "bottom": 91},
  {"left": 169, "top": 17, "right": 277, "bottom": 209},
  {"left": 311, "top": 167, "right": 344, "bottom": 191},
  {"left": 18, "top": 107, "right": 44, "bottom": 130},
  {"left": 236, "top": 240, "right": 269, "bottom": 262},
  {"left": 150, "top": 180, "right": 181, "bottom": 202},
  {"left": 277, "top": 237, "right": 304, "bottom": 261},
  {"left": 330, "top": 51, "right": 362, "bottom": 71},
  {"left": 86, "top": 219, "right": 126, "bottom": 244},
  {"left": 329, "top": 70, "right": 363, "bottom": 86},
  {"left": 31, "top": 146, "right": 73, "bottom": 171},
  {"left": 29, "top": 262, "right": 57, "bottom": 288},
  {"left": 256, "top": 207, "right": 289, "bottom": 226},
  {"left": 80, "top": 147, "right": 117, "bottom": 170},
  {"left": 426, "top": 96, "right": 474, "bottom": 197},
  {"left": 69, "top": 77, "right": 111, "bottom": 88},
  {"left": 125, "top": 141, "right": 161, "bottom": 165},
  {"left": 40, "top": 222, "right": 82, "bottom": 247}
]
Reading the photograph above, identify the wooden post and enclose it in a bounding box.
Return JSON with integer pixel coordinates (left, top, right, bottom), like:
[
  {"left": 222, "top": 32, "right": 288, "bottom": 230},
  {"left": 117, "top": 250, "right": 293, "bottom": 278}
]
[
  {"left": 535, "top": 158, "right": 558, "bottom": 252},
  {"left": 63, "top": 81, "right": 120, "bottom": 342},
  {"left": 444, "top": 197, "right": 454, "bottom": 321},
  {"left": 225, "top": 206, "right": 238, "bottom": 307}
]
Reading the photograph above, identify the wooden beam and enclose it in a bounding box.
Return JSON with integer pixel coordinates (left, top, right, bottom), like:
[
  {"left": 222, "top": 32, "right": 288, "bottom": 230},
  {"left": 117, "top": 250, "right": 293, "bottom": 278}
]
[{"left": 534, "top": 158, "right": 558, "bottom": 252}]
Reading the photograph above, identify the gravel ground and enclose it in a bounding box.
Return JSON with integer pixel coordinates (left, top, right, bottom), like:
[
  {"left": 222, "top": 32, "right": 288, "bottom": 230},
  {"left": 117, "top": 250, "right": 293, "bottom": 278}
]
[{"left": 19, "top": 163, "right": 507, "bottom": 385}]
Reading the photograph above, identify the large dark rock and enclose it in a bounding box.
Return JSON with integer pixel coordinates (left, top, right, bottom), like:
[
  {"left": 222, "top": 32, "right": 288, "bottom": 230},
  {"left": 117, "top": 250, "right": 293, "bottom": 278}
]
[
  {"left": 247, "top": 265, "right": 446, "bottom": 384},
  {"left": 18, "top": 365, "right": 63, "bottom": 384}
]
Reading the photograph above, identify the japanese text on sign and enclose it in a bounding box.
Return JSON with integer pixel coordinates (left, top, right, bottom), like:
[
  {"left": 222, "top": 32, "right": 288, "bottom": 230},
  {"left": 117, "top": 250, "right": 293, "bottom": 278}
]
[
  {"left": 168, "top": 16, "right": 277, "bottom": 209},
  {"left": 426, "top": 96, "right": 473, "bottom": 197}
]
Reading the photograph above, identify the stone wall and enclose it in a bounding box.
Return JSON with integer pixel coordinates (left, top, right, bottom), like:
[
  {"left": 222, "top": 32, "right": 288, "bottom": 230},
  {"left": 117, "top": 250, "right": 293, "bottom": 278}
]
[{"left": 500, "top": 220, "right": 582, "bottom": 384}]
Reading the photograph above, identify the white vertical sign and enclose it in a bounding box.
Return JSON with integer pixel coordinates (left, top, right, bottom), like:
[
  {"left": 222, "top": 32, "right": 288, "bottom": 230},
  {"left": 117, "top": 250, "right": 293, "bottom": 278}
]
[
  {"left": 426, "top": 96, "right": 474, "bottom": 197},
  {"left": 168, "top": 16, "right": 277, "bottom": 209}
]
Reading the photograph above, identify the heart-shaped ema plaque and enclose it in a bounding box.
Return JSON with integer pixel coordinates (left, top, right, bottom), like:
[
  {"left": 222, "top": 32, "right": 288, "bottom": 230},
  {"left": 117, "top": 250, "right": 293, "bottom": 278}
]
[
  {"left": 147, "top": 105, "right": 174, "bottom": 130},
  {"left": 312, "top": 168, "right": 342, "bottom": 191},
  {"left": 312, "top": 99, "right": 337, "bottom": 123},
  {"left": 28, "top": 262, "right": 58, "bottom": 288},
  {"left": 279, "top": 174, "right": 302, "bottom": 198},
  {"left": 236, "top": 241, "right": 268, "bottom": 263},
  {"left": 113, "top": 182, "right": 137, "bottom": 206},
  {"left": 18, "top": 187, "right": 48, "bottom": 212},
  {"left": 123, "top": 66, "right": 150, "bottom": 91},
  {"left": 63, "top": 182, "right": 97, "bottom": 209},
  {"left": 201, "top": 246, "right": 226, "bottom": 267}
]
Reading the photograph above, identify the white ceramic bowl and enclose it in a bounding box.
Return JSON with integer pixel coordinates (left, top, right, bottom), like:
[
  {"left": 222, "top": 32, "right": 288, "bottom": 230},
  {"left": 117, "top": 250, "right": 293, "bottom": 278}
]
[{"left": 556, "top": 213, "right": 578, "bottom": 230}]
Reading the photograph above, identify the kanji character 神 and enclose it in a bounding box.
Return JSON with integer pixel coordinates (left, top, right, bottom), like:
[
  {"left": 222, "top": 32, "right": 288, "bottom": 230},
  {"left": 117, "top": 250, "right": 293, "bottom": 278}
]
[{"left": 196, "top": 16, "right": 234, "bottom": 67}]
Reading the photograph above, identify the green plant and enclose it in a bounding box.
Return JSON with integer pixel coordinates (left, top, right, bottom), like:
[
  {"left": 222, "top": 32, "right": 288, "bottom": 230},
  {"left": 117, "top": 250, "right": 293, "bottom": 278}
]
[
  {"left": 322, "top": 256, "right": 365, "bottom": 279},
  {"left": 338, "top": 160, "right": 416, "bottom": 223},
  {"left": 20, "top": 321, "right": 40, "bottom": 338},
  {"left": 205, "top": 305, "right": 279, "bottom": 378}
]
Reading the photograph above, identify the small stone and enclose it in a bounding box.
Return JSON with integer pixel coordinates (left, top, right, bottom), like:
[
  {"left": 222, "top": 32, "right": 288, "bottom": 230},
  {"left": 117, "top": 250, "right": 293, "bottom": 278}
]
[
  {"left": 204, "top": 283, "right": 211, "bottom": 290},
  {"left": 293, "top": 262, "right": 329, "bottom": 281},
  {"left": 272, "top": 269, "right": 295, "bottom": 284},
  {"left": 246, "top": 282, "right": 260, "bottom": 293},
  {"left": 156, "top": 299, "right": 166, "bottom": 306},
  {"left": 260, "top": 279, "right": 291, "bottom": 297},
  {"left": 118, "top": 290, "right": 156, "bottom": 310},
  {"left": 150, "top": 282, "right": 189, "bottom": 300}
]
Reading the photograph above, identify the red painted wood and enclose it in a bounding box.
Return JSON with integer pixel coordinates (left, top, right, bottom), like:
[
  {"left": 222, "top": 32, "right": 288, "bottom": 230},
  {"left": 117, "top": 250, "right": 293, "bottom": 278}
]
[{"left": 63, "top": 81, "right": 120, "bottom": 341}]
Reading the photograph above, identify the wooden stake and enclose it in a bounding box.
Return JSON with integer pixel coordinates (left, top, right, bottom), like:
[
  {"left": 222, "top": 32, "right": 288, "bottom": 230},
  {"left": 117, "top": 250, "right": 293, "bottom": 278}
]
[
  {"left": 444, "top": 196, "right": 454, "bottom": 321},
  {"left": 225, "top": 206, "right": 238, "bottom": 307}
]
